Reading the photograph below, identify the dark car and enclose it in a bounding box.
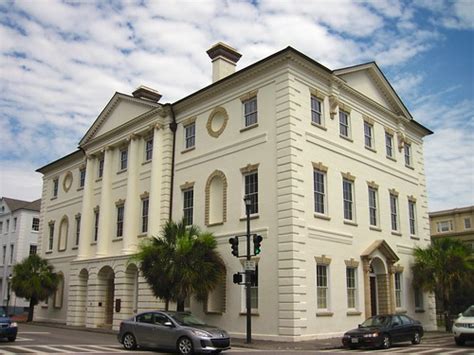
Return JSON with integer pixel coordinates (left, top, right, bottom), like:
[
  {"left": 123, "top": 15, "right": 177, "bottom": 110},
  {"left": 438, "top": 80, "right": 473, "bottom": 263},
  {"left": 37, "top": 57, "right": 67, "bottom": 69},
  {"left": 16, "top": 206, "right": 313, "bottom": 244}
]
[
  {"left": 0, "top": 307, "right": 18, "bottom": 342},
  {"left": 342, "top": 314, "right": 423, "bottom": 349},
  {"left": 117, "top": 310, "right": 230, "bottom": 354}
]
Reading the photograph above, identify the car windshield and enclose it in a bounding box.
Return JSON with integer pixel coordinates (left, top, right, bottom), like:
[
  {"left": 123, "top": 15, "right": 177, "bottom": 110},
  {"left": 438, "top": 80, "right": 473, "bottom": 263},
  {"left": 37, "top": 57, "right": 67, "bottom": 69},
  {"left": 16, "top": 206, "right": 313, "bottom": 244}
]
[
  {"left": 170, "top": 313, "right": 207, "bottom": 326},
  {"left": 462, "top": 306, "right": 474, "bottom": 317},
  {"left": 361, "top": 315, "right": 391, "bottom": 327}
]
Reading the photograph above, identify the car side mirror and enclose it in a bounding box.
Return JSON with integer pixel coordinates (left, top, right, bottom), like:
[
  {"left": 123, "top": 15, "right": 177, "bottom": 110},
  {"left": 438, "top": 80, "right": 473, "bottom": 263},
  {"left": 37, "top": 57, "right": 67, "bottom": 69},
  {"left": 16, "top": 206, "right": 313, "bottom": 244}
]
[
  {"left": 392, "top": 322, "right": 399, "bottom": 327},
  {"left": 358, "top": 324, "right": 362, "bottom": 328},
  {"left": 164, "top": 321, "right": 173, "bottom": 327}
]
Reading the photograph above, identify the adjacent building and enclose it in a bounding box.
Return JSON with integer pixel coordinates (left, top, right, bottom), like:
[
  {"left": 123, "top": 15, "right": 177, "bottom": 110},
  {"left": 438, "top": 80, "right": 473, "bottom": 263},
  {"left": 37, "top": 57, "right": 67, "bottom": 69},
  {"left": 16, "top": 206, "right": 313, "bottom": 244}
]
[
  {"left": 35, "top": 43, "right": 437, "bottom": 340},
  {"left": 429, "top": 206, "right": 474, "bottom": 249},
  {"left": 0, "top": 197, "right": 41, "bottom": 313}
]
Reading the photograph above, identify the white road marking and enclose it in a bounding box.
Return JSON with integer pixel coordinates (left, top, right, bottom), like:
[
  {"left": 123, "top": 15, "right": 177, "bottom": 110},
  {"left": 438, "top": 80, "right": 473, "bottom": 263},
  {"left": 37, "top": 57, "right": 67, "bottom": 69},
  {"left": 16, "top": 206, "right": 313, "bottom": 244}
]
[
  {"left": 0, "top": 345, "right": 47, "bottom": 354},
  {"left": 87, "top": 344, "right": 129, "bottom": 352},
  {"left": 61, "top": 345, "right": 97, "bottom": 352},
  {"left": 18, "top": 332, "right": 51, "bottom": 335},
  {"left": 36, "top": 345, "right": 75, "bottom": 353},
  {"left": 14, "top": 337, "right": 33, "bottom": 342}
]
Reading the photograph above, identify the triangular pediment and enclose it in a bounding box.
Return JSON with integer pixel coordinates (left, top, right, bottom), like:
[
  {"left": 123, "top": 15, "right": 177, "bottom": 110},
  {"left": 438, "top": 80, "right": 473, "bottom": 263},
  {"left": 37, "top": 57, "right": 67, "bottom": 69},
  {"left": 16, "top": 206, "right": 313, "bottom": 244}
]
[
  {"left": 334, "top": 63, "right": 412, "bottom": 120},
  {"left": 361, "top": 239, "right": 399, "bottom": 264},
  {"left": 79, "top": 92, "right": 160, "bottom": 146}
]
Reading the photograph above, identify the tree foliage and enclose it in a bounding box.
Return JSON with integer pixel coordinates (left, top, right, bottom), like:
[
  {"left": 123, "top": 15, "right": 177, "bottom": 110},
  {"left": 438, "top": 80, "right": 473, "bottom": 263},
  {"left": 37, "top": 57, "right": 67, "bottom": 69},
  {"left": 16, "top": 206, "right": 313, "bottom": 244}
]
[
  {"left": 133, "top": 219, "right": 226, "bottom": 311},
  {"left": 11, "top": 254, "right": 59, "bottom": 321},
  {"left": 412, "top": 238, "right": 474, "bottom": 330}
]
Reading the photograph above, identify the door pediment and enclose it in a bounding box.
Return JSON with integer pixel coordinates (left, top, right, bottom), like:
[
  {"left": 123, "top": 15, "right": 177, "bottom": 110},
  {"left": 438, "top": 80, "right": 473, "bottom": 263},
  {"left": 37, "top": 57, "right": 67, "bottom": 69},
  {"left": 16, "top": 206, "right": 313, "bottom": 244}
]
[{"left": 361, "top": 239, "right": 399, "bottom": 264}]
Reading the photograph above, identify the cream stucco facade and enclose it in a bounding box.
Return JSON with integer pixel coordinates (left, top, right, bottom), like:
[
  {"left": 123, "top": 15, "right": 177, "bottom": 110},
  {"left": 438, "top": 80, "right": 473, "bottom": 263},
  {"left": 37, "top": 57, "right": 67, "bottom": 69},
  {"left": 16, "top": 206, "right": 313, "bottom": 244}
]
[{"left": 35, "top": 44, "right": 436, "bottom": 340}]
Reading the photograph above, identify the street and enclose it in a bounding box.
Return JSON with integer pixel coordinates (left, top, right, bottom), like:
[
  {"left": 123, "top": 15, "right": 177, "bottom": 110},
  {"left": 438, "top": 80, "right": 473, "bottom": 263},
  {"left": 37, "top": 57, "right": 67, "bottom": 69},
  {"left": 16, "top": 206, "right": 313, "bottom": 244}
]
[{"left": 0, "top": 323, "right": 472, "bottom": 354}]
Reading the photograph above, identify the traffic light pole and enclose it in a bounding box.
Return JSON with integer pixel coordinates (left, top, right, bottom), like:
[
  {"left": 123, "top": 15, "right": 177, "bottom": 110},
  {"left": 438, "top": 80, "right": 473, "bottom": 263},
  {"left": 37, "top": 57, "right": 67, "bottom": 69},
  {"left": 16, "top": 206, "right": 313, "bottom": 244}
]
[{"left": 245, "top": 202, "right": 252, "bottom": 344}]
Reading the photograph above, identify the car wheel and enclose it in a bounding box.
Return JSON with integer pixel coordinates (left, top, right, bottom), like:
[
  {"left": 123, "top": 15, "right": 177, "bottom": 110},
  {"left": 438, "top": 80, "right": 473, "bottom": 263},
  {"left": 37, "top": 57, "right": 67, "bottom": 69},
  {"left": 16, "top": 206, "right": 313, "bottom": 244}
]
[
  {"left": 177, "top": 336, "right": 194, "bottom": 355},
  {"left": 381, "top": 334, "right": 391, "bottom": 349},
  {"left": 454, "top": 337, "right": 465, "bottom": 346},
  {"left": 412, "top": 331, "right": 421, "bottom": 344},
  {"left": 7, "top": 336, "right": 16, "bottom": 342},
  {"left": 122, "top": 333, "right": 137, "bottom": 350}
]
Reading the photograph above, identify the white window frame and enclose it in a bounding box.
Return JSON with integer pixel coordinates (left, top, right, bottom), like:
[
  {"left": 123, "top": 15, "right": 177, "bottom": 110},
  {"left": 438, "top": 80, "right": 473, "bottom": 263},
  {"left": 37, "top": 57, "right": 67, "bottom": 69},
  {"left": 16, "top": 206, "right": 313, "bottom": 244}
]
[
  {"left": 119, "top": 147, "right": 128, "bottom": 171},
  {"left": 98, "top": 157, "right": 104, "bottom": 178},
  {"left": 464, "top": 217, "right": 472, "bottom": 230},
  {"left": 75, "top": 215, "right": 81, "bottom": 246},
  {"left": 48, "top": 222, "right": 54, "bottom": 251},
  {"left": 29, "top": 244, "right": 37, "bottom": 255},
  {"left": 408, "top": 200, "right": 417, "bottom": 235},
  {"left": 414, "top": 287, "right": 424, "bottom": 311},
  {"left": 53, "top": 178, "right": 59, "bottom": 197},
  {"left": 368, "top": 187, "right": 378, "bottom": 227},
  {"left": 183, "top": 188, "right": 194, "bottom": 226},
  {"left": 243, "top": 96, "right": 258, "bottom": 127},
  {"left": 339, "top": 110, "right": 351, "bottom": 138},
  {"left": 243, "top": 171, "right": 259, "bottom": 215},
  {"left": 184, "top": 122, "right": 196, "bottom": 150},
  {"left": 390, "top": 194, "right": 399, "bottom": 232},
  {"left": 2, "top": 245, "right": 6, "bottom": 265},
  {"left": 436, "top": 220, "right": 453, "bottom": 233},
  {"left": 311, "top": 95, "right": 323, "bottom": 126},
  {"left": 94, "top": 210, "right": 99, "bottom": 242},
  {"left": 314, "top": 169, "right": 327, "bottom": 215},
  {"left": 395, "top": 272, "right": 403, "bottom": 308},
  {"left": 404, "top": 143, "right": 412, "bottom": 167},
  {"left": 13, "top": 217, "right": 17, "bottom": 232},
  {"left": 385, "top": 132, "right": 394, "bottom": 158},
  {"left": 116, "top": 205, "right": 124, "bottom": 237},
  {"left": 79, "top": 168, "right": 86, "bottom": 188},
  {"left": 343, "top": 178, "right": 355, "bottom": 222},
  {"left": 9, "top": 244, "right": 14, "bottom": 264},
  {"left": 240, "top": 264, "right": 259, "bottom": 312},
  {"left": 145, "top": 137, "right": 153, "bottom": 161},
  {"left": 0, "top": 221, "right": 3, "bottom": 233},
  {"left": 316, "top": 264, "right": 329, "bottom": 310},
  {"left": 364, "top": 121, "right": 374, "bottom": 149},
  {"left": 346, "top": 267, "right": 358, "bottom": 309},
  {"left": 141, "top": 198, "right": 149, "bottom": 233}
]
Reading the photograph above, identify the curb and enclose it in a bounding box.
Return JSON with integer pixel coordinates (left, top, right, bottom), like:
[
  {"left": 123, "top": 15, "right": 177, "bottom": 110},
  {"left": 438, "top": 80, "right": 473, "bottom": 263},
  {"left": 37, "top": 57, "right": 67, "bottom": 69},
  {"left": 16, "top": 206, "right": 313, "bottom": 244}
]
[{"left": 28, "top": 321, "right": 117, "bottom": 335}]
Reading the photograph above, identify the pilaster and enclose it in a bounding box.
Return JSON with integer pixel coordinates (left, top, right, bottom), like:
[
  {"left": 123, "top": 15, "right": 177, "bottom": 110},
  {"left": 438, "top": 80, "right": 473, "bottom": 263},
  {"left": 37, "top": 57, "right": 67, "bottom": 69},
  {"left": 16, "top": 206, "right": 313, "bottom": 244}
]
[
  {"left": 149, "top": 124, "right": 163, "bottom": 236},
  {"left": 78, "top": 156, "right": 95, "bottom": 259},
  {"left": 97, "top": 147, "right": 113, "bottom": 256}
]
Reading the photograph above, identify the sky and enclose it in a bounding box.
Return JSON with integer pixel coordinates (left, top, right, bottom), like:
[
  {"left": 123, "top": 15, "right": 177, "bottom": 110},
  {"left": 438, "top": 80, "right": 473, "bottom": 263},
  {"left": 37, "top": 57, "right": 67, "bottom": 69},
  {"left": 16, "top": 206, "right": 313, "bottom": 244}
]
[{"left": 0, "top": 0, "right": 473, "bottom": 212}]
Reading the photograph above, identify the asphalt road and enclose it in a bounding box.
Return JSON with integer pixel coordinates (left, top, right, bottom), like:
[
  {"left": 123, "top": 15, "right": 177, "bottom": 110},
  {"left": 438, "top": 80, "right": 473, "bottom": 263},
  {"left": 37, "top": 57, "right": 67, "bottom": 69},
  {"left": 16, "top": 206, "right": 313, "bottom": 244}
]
[{"left": 0, "top": 323, "right": 472, "bottom": 354}]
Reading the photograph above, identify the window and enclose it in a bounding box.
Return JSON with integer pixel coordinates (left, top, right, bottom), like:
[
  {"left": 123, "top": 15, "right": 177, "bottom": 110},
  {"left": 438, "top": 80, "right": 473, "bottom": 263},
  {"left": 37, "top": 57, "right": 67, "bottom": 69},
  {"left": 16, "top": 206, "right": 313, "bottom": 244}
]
[
  {"left": 94, "top": 210, "right": 99, "bottom": 242},
  {"left": 368, "top": 187, "right": 378, "bottom": 227},
  {"left": 32, "top": 217, "right": 40, "bottom": 231},
  {"left": 48, "top": 222, "right": 54, "bottom": 251},
  {"left": 246, "top": 265, "right": 258, "bottom": 310},
  {"left": 243, "top": 96, "right": 258, "bottom": 127},
  {"left": 404, "top": 143, "right": 412, "bottom": 167},
  {"left": 395, "top": 272, "right": 402, "bottom": 308},
  {"left": 13, "top": 217, "right": 17, "bottom": 232},
  {"left": 385, "top": 132, "right": 394, "bottom": 158},
  {"left": 316, "top": 264, "right": 329, "bottom": 309},
  {"left": 54, "top": 274, "right": 64, "bottom": 308},
  {"left": 29, "top": 245, "right": 37, "bottom": 255},
  {"left": 183, "top": 188, "right": 194, "bottom": 226},
  {"left": 343, "top": 178, "right": 354, "bottom": 221},
  {"left": 339, "top": 110, "right": 350, "bottom": 138},
  {"left": 6, "top": 219, "right": 9, "bottom": 232},
  {"left": 465, "top": 218, "right": 472, "bottom": 230},
  {"left": 244, "top": 171, "right": 259, "bottom": 215},
  {"left": 390, "top": 194, "right": 399, "bottom": 231},
  {"left": 364, "top": 122, "right": 374, "bottom": 149},
  {"left": 75, "top": 215, "right": 81, "bottom": 246},
  {"left": 79, "top": 168, "right": 86, "bottom": 187},
  {"left": 314, "top": 169, "right": 326, "bottom": 215},
  {"left": 408, "top": 200, "right": 417, "bottom": 235},
  {"left": 145, "top": 137, "right": 153, "bottom": 161},
  {"left": 53, "top": 178, "right": 59, "bottom": 197},
  {"left": 116, "top": 205, "right": 124, "bottom": 237},
  {"left": 184, "top": 122, "right": 196, "bottom": 150},
  {"left": 141, "top": 198, "right": 149, "bottom": 233},
  {"left": 98, "top": 157, "right": 104, "bottom": 178},
  {"left": 311, "top": 95, "right": 322, "bottom": 125},
  {"left": 10, "top": 244, "right": 14, "bottom": 264},
  {"left": 2, "top": 246, "right": 5, "bottom": 265},
  {"left": 414, "top": 288, "right": 423, "bottom": 311},
  {"left": 119, "top": 148, "right": 128, "bottom": 171},
  {"left": 346, "top": 267, "right": 357, "bottom": 309},
  {"left": 0, "top": 221, "right": 2, "bottom": 233},
  {"left": 436, "top": 220, "right": 453, "bottom": 233}
]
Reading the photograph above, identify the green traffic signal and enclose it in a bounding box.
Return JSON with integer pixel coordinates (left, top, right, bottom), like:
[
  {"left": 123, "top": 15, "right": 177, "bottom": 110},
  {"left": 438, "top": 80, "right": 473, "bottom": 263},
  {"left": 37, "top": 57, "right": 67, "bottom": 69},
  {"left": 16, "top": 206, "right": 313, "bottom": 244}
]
[{"left": 253, "top": 234, "right": 263, "bottom": 255}]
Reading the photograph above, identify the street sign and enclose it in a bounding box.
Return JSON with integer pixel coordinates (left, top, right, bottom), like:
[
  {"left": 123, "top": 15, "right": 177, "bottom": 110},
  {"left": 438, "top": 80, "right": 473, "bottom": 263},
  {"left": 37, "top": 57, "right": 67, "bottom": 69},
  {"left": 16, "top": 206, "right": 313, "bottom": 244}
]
[{"left": 244, "top": 260, "right": 256, "bottom": 271}]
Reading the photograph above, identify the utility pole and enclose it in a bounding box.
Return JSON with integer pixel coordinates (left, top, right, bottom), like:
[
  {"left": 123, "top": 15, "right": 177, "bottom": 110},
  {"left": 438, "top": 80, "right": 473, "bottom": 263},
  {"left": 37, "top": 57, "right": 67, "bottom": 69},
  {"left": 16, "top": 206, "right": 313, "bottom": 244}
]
[{"left": 245, "top": 196, "right": 252, "bottom": 344}]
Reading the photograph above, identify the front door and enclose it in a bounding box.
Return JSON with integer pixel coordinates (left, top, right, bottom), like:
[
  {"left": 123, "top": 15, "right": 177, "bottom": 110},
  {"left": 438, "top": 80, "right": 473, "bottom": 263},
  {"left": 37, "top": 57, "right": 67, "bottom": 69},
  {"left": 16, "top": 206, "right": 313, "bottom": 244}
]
[{"left": 370, "top": 276, "right": 377, "bottom": 316}]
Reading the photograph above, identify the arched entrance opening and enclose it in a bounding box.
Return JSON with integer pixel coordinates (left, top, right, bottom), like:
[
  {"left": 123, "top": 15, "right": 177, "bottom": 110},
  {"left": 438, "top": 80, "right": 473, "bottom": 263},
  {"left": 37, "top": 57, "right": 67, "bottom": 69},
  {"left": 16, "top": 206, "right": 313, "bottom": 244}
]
[
  {"left": 76, "top": 269, "right": 89, "bottom": 327},
  {"left": 369, "top": 257, "right": 387, "bottom": 316},
  {"left": 124, "top": 264, "right": 139, "bottom": 316},
  {"left": 97, "top": 266, "right": 115, "bottom": 328}
]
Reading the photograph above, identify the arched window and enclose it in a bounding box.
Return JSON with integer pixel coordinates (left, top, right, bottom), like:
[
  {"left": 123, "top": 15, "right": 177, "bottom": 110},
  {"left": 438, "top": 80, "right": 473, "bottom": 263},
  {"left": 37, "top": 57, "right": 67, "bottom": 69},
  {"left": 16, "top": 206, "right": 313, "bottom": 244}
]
[
  {"left": 205, "top": 170, "right": 227, "bottom": 226},
  {"left": 54, "top": 272, "right": 64, "bottom": 309}
]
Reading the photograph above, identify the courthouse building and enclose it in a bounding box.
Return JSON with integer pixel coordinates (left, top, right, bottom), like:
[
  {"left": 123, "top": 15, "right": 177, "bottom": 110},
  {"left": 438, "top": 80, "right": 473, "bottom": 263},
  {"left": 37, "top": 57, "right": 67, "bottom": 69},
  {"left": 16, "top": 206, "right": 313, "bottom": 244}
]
[{"left": 35, "top": 44, "right": 436, "bottom": 339}]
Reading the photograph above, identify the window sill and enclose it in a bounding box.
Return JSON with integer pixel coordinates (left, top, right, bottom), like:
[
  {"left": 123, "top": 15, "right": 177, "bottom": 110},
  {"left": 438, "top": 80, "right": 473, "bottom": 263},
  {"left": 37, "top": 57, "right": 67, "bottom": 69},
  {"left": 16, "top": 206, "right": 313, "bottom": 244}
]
[
  {"left": 369, "top": 226, "right": 382, "bottom": 232},
  {"left": 95, "top": 178, "right": 102, "bottom": 183},
  {"left": 181, "top": 147, "right": 195, "bottom": 154},
  {"left": 90, "top": 242, "right": 97, "bottom": 246},
  {"left": 240, "top": 123, "right": 259, "bottom": 133},
  {"left": 41, "top": 305, "right": 48, "bottom": 309},
  {"left": 386, "top": 155, "right": 396, "bottom": 162},
  {"left": 239, "top": 312, "right": 259, "bottom": 316},
  {"left": 316, "top": 311, "right": 334, "bottom": 317},
  {"left": 344, "top": 220, "right": 358, "bottom": 227},
  {"left": 395, "top": 309, "right": 407, "bottom": 314},
  {"left": 50, "top": 197, "right": 57, "bottom": 201},
  {"left": 391, "top": 231, "right": 402, "bottom": 237},
  {"left": 415, "top": 309, "right": 425, "bottom": 313},
  {"left": 117, "top": 169, "right": 127, "bottom": 175},
  {"left": 142, "top": 160, "right": 152, "bottom": 166},
  {"left": 205, "top": 311, "right": 223, "bottom": 315},
  {"left": 137, "top": 233, "right": 148, "bottom": 238},
  {"left": 207, "top": 222, "right": 224, "bottom": 227},
  {"left": 311, "top": 122, "right": 327, "bottom": 131},
  {"left": 113, "top": 237, "right": 123, "bottom": 243},
  {"left": 314, "top": 213, "right": 331, "bottom": 221},
  {"left": 77, "top": 187, "right": 84, "bottom": 191},
  {"left": 365, "top": 146, "right": 377, "bottom": 153},
  {"left": 410, "top": 235, "right": 420, "bottom": 240},
  {"left": 45, "top": 250, "right": 53, "bottom": 254},
  {"left": 340, "top": 135, "right": 353, "bottom": 142},
  {"left": 346, "top": 311, "right": 362, "bottom": 316},
  {"left": 58, "top": 248, "right": 66, "bottom": 252},
  {"left": 72, "top": 246, "right": 78, "bottom": 250},
  {"left": 240, "top": 214, "right": 260, "bottom": 221},
  {"left": 405, "top": 164, "right": 414, "bottom": 170}
]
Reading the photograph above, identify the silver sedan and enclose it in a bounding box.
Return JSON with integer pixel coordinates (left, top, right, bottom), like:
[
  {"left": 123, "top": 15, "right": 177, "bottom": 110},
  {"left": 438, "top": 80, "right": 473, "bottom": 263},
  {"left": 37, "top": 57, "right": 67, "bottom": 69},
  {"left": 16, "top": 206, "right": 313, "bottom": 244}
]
[{"left": 117, "top": 311, "right": 230, "bottom": 354}]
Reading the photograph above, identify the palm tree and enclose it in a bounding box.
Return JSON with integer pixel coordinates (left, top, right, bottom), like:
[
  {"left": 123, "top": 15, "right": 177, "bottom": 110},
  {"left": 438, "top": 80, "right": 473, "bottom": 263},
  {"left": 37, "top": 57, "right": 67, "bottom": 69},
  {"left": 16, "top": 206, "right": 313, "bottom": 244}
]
[
  {"left": 134, "top": 219, "right": 226, "bottom": 311},
  {"left": 11, "top": 254, "right": 59, "bottom": 322},
  {"left": 412, "top": 238, "right": 474, "bottom": 331}
]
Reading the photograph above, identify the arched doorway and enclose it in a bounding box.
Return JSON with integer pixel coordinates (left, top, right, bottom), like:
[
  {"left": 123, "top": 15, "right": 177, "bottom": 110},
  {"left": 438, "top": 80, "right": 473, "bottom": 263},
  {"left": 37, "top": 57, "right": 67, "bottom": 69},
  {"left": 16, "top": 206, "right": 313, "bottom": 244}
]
[
  {"left": 369, "top": 257, "right": 387, "bottom": 316},
  {"left": 124, "top": 264, "right": 139, "bottom": 316},
  {"left": 76, "top": 269, "right": 89, "bottom": 327},
  {"left": 97, "top": 266, "right": 115, "bottom": 328}
]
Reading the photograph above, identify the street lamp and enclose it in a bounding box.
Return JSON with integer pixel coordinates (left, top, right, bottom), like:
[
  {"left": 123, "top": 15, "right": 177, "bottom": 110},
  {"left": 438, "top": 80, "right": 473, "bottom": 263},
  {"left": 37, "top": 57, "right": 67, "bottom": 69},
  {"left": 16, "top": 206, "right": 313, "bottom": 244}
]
[
  {"left": 243, "top": 195, "right": 252, "bottom": 344},
  {"left": 6, "top": 274, "right": 12, "bottom": 316}
]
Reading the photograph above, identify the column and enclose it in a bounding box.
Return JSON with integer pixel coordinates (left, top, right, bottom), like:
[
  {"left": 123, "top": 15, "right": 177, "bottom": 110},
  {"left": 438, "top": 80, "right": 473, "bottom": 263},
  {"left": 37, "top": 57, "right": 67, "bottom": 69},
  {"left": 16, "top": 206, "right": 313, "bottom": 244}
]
[
  {"left": 97, "top": 146, "right": 113, "bottom": 257},
  {"left": 148, "top": 124, "right": 163, "bottom": 236},
  {"left": 388, "top": 264, "right": 396, "bottom": 313},
  {"left": 78, "top": 156, "right": 95, "bottom": 260},
  {"left": 122, "top": 135, "right": 140, "bottom": 254},
  {"left": 362, "top": 258, "right": 371, "bottom": 319}
]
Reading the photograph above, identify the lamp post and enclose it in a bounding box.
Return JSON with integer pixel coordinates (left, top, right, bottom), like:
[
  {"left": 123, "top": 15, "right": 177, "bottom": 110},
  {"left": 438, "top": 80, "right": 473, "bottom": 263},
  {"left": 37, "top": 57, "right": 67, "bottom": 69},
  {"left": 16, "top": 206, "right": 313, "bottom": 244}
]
[
  {"left": 243, "top": 195, "right": 252, "bottom": 344},
  {"left": 6, "top": 274, "right": 12, "bottom": 316}
]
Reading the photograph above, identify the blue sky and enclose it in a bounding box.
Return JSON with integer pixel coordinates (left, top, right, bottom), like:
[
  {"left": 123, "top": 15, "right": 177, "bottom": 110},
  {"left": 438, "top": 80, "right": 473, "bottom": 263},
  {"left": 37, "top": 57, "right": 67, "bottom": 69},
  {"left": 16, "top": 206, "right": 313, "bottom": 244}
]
[{"left": 0, "top": 0, "right": 472, "bottom": 211}]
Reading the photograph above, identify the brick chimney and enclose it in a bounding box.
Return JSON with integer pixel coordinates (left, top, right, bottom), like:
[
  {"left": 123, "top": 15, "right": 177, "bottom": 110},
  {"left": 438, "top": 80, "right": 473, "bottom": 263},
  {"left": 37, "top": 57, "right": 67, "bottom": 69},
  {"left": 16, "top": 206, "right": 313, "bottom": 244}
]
[{"left": 206, "top": 42, "right": 242, "bottom": 83}]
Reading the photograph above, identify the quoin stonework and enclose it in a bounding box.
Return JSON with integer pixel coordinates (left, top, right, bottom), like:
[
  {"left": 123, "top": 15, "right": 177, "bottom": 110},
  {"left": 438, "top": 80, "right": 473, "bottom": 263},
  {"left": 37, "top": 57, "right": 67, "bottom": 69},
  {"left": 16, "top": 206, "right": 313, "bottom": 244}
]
[{"left": 35, "top": 43, "right": 437, "bottom": 340}]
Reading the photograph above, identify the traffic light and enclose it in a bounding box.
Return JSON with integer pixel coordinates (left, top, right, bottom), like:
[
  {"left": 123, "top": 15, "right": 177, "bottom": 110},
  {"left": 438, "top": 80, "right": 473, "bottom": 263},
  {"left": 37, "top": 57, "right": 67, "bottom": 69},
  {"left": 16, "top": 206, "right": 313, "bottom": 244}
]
[
  {"left": 233, "top": 273, "right": 243, "bottom": 284},
  {"left": 253, "top": 234, "right": 262, "bottom": 255},
  {"left": 229, "top": 236, "right": 239, "bottom": 257}
]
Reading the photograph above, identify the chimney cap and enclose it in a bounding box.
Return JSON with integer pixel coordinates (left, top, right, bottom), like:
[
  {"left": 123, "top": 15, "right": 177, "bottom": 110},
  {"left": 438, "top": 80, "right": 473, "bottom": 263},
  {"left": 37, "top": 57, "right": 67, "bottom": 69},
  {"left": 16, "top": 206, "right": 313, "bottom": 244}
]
[
  {"left": 132, "top": 85, "right": 162, "bottom": 102},
  {"left": 207, "top": 42, "right": 242, "bottom": 63}
]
